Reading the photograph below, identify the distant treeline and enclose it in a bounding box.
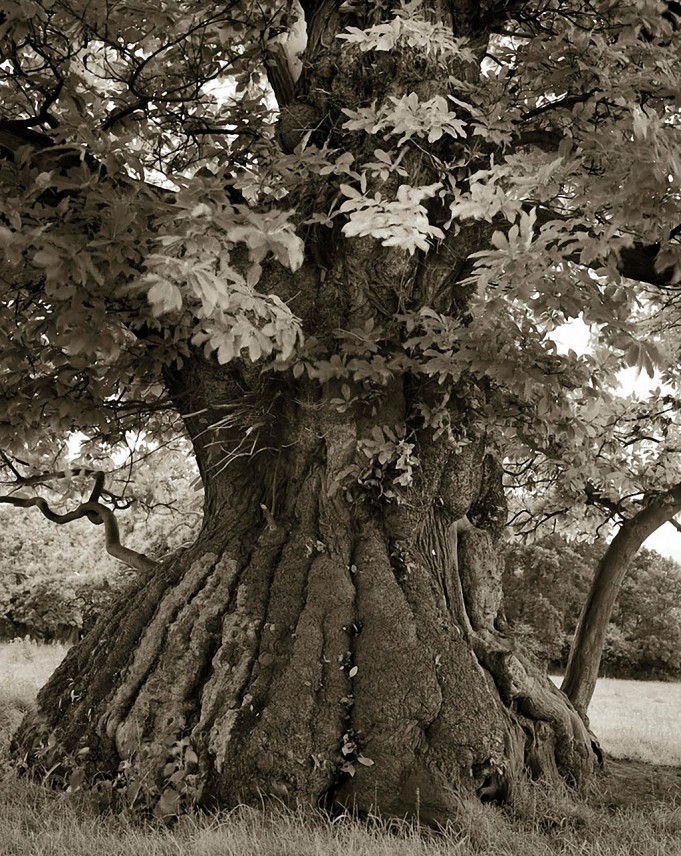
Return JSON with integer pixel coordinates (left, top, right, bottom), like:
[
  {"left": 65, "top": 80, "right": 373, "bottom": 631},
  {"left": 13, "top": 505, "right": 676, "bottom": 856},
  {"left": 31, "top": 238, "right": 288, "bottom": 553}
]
[{"left": 502, "top": 535, "right": 681, "bottom": 680}]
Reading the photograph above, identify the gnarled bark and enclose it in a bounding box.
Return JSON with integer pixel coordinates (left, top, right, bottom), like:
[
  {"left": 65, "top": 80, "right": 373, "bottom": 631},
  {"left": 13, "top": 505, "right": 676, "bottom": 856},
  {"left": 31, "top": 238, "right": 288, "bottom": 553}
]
[{"left": 12, "top": 356, "right": 597, "bottom": 824}]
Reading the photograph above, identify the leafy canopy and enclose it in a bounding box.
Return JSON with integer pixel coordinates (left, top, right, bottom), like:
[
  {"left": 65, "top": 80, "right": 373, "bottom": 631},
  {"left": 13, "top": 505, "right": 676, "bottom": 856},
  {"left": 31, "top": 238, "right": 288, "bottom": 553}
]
[{"left": 0, "top": 0, "right": 680, "bottom": 509}]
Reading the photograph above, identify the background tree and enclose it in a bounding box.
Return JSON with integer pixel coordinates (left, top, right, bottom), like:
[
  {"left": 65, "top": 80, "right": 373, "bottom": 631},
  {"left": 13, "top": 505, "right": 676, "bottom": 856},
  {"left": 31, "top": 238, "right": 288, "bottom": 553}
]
[
  {"left": 1, "top": 0, "right": 681, "bottom": 822},
  {"left": 500, "top": 537, "right": 681, "bottom": 680},
  {"left": 506, "top": 389, "right": 681, "bottom": 714},
  {"left": 501, "top": 535, "right": 593, "bottom": 663},
  {"left": 608, "top": 547, "right": 681, "bottom": 677},
  {"left": 0, "top": 441, "right": 202, "bottom": 641}
]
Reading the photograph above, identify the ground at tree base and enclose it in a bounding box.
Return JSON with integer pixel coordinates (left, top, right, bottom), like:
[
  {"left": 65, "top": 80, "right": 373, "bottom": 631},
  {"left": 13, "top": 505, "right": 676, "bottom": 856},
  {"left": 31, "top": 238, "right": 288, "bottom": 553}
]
[
  {"left": 0, "top": 755, "right": 679, "bottom": 856},
  {"left": 587, "top": 757, "right": 681, "bottom": 812},
  {"left": 2, "top": 677, "right": 681, "bottom": 855}
]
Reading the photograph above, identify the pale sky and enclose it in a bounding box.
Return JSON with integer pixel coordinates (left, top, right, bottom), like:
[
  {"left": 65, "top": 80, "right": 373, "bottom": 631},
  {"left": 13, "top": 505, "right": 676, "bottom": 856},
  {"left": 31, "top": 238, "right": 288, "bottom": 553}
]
[{"left": 645, "top": 521, "right": 681, "bottom": 564}]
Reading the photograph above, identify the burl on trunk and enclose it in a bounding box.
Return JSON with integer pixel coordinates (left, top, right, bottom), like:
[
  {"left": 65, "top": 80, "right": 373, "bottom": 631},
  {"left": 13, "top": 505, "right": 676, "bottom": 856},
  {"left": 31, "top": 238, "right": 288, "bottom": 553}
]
[{"left": 12, "top": 356, "right": 597, "bottom": 823}]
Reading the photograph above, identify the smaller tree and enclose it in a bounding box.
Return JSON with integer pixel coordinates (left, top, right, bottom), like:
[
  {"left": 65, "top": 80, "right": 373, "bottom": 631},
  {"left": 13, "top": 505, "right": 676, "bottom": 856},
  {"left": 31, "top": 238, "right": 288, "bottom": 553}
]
[
  {"left": 562, "top": 484, "right": 681, "bottom": 713},
  {"left": 507, "top": 384, "right": 681, "bottom": 714}
]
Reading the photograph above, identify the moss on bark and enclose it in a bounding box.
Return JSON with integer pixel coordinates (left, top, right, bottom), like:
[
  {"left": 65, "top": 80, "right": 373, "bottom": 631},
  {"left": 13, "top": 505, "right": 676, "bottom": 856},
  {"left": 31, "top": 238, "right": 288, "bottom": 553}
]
[{"left": 12, "top": 383, "right": 597, "bottom": 822}]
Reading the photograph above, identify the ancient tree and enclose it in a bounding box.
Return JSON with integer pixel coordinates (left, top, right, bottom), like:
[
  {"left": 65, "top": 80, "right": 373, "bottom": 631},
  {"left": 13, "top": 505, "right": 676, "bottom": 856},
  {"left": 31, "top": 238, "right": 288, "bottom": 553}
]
[{"left": 2, "top": 0, "right": 681, "bottom": 822}]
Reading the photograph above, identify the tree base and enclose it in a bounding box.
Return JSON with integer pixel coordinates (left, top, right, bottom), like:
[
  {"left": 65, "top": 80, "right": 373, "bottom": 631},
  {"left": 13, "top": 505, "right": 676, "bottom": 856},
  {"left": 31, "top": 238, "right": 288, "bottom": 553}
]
[{"left": 11, "top": 516, "right": 598, "bottom": 823}]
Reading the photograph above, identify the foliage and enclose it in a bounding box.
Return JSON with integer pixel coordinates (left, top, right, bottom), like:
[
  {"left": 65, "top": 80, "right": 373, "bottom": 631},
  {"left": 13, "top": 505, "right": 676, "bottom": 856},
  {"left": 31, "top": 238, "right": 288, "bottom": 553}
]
[
  {"left": 506, "top": 390, "right": 681, "bottom": 541},
  {"left": 0, "top": 0, "right": 680, "bottom": 497},
  {"left": 502, "top": 535, "right": 592, "bottom": 663},
  {"left": 502, "top": 538, "right": 681, "bottom": 678},
  {"left": 610, "top": 548, "right": 681, "bottom": 676}
]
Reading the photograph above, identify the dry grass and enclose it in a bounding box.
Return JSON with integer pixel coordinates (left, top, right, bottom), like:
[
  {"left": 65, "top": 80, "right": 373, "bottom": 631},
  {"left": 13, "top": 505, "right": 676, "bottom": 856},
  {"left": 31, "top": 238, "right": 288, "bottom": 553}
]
[
  {"left": 0, "top": 781, "right": 679, "bottom": 856},
  {"left": 0, "top": 776, "right": 680, "bottom": 856},
  {"left": 588, "top": 678, "right": 681, "bottom": 767},
  {"left": 0, "top": 644, "right": 679, "bottom": 856},
  {"left": 0, "top": 638, "right": 68, "bottom": 745}
]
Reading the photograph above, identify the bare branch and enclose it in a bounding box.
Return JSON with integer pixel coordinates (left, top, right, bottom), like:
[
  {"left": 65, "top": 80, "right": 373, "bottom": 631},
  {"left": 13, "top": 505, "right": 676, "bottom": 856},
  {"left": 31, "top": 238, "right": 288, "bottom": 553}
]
[{"left": 0, "top": 474, "right": 157, "bottom": 573}]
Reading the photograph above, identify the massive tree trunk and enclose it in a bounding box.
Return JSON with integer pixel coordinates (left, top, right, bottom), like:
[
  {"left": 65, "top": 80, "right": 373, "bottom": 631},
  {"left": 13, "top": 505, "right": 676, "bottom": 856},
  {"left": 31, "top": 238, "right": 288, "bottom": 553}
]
[{"left": 12, "top": 355, "right": 596, "bottom": 822}]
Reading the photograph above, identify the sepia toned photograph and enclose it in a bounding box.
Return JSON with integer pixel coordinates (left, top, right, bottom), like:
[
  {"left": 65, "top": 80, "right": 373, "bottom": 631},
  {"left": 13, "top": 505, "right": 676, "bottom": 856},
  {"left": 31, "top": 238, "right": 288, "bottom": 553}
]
[{"left": 1, "top": 1, "right": 680, "bottom": 853}]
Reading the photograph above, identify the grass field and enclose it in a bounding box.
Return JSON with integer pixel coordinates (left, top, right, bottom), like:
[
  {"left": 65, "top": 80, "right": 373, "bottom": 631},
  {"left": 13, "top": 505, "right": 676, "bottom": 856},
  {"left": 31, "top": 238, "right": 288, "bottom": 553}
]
[
  {"left": 0, "top": 638, "right": 67, "bottom": 746},
  {"left": 550, "top": 674, "right": 681, "bottom": 766},
  {"left": 1, "top": 640, "right": 680, "bottom": 856}
]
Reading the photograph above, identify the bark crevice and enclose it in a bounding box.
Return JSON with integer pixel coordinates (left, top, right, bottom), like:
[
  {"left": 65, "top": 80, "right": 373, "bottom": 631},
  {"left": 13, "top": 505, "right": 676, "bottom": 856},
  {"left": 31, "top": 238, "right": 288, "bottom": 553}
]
[{"left": 12, "top": 375, "right": 599, "bottom": 822}]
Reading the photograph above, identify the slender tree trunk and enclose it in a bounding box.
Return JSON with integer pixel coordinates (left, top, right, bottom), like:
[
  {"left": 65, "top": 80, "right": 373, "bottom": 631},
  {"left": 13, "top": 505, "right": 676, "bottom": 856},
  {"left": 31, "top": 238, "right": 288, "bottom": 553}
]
[{"left": 562, "top": 485, "right": 681, "bottom": 717}]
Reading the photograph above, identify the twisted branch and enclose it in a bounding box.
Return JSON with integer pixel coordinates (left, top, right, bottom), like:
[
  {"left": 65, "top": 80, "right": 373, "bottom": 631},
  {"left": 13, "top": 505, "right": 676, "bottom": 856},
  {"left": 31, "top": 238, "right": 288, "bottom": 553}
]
[{"left": 0, "top": 472, "right": 158, "bottom": 573}]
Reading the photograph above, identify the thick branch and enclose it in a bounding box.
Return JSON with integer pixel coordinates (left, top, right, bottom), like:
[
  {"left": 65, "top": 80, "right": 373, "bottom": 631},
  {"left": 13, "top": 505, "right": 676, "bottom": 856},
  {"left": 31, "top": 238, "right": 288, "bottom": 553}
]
[
  {"left": 0, "top": 118, "right": 101, "bottom": 175},
  {"left": 482, "top": 0, "right": 535, "bottom": 28},
  {"left": 0, "top": 490, "right": 157, "bottom": 573},
  {"left": 583, "top": 482, "right": 624, "bottom": 521},
  {"left": 0, "top": 119, "right": 53, "bottom": 154},
  {"left": 0, "top": 464, "right": 134, "bottom": 509},
  {"left": 298, "top": 0, "right": 339, "bottom": 19},
  {"left": 618, "top": 242, "right": 680, "bottom": 288},
  {"left": 520, "top": 89, "right": 597, "bottom": 121},
  {"left": 265, "top": 42, "right": 299, "bottom": 108}
]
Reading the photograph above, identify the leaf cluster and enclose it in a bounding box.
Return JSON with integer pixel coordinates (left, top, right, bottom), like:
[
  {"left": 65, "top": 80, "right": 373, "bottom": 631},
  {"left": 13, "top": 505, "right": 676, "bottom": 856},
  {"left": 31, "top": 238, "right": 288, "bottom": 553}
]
[{"left": 1, "top": 0, "right": 681, "bottom": 517}]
